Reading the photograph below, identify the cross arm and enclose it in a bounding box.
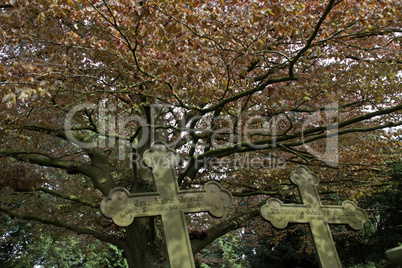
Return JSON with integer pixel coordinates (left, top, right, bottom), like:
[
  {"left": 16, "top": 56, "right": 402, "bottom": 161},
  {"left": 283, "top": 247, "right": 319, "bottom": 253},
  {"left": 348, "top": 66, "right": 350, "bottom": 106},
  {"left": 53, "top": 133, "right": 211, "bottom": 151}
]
[{"left": 100, "top": 181, "right": 233, "bottom": 227}]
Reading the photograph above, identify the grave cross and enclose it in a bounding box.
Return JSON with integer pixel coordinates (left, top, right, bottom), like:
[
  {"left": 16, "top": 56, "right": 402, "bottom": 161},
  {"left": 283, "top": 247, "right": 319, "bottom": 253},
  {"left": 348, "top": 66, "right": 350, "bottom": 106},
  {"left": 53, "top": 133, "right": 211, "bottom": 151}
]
[
  {"left": 100, "top": 144, "right": 233, "bottom": 268},
  {"left": 261, "top": 166, "right": 368, "bottom": 268}
]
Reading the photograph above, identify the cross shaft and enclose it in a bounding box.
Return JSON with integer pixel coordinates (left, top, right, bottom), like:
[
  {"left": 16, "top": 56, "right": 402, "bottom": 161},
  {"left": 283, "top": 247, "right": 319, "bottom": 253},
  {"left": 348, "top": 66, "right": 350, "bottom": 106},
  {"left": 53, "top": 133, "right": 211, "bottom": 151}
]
[
  {"left": 101, "top": 144, "right": 232, "bottom": 268},
  {"left": 261, "top": 166, "right": 368, "bottom": 268}
]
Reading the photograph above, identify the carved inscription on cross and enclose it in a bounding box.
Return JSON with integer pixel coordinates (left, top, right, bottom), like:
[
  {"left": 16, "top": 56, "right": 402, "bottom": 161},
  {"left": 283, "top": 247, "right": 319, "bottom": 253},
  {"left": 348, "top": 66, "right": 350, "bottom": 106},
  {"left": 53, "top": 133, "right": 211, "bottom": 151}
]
[
  {"left": 100, "top": 144, "right": 233, "bottom": 268},
  {"left": 261, "top": 166, "right": 368, "bottom": 268}
]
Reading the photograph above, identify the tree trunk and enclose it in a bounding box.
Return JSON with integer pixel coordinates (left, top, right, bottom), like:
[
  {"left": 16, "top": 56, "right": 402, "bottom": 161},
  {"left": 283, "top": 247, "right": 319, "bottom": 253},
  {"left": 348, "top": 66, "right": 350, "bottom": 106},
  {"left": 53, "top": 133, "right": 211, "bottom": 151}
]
[
  {"left": 123, "top": 217, "right": 169, "bottom": 268},
  {"left": 122, "top": 103, "right": 181, "bottom": 267}
]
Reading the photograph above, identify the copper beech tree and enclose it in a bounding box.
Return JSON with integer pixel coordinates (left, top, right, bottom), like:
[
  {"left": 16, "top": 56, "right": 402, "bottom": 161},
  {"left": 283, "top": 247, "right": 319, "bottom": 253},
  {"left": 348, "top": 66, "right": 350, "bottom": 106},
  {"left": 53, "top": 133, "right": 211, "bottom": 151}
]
[{"left": 0, "top": 0, "right": 401, "bottom": 267}]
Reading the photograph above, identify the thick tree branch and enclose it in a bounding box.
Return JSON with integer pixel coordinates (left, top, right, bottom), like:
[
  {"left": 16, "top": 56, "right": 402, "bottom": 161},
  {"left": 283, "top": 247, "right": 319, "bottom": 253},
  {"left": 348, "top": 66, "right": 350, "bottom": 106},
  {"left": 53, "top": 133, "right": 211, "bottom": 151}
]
[
  {"left": 189, "top": 103, "right": 402, "bottom": 164},
  {"left": 201, "top": 75, "right": 296, "bottom": 114},
  {"left": 0, "top": 4, "right": 14, "bottom": 8},
  {"left": 0, "top": 150, "right": 81, "bottom": 169},
  {"left": 191, "top": 202, "right": 264, "bottom": 253},
  {"left": 283, "top": 121, "right": 402, "bottom": 149},
  {"left": 35, "top": 187, "right": 99, "bottom": 209},
  {"left": 24, "top": 122, "right": 131, "bottom": 145},
  {"left": 0, "top": 150, "right": 114, "bottom": 196},
  {"left": 23, "top": 123, "right": 69, "bottom": 140},
  {"left": 0, "top": 207, "right": 124, "bottom": 247},
  {"left": 338, "top": 103, "right": 402, "bottom": 129},
  {"left": 232, "top": 190, "right": 280, "bottom": 197},
  {"left": 22, "top": 123, "right": 117, "bottom": 195}
]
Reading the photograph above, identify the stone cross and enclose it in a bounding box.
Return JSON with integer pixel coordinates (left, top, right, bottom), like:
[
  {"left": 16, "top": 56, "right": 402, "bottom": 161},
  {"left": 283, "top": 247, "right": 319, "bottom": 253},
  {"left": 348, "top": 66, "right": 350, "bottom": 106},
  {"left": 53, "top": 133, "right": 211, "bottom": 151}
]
[
  {"left": 261, "top": 166, "right": 368, "bottom": 268},
  {"left": 100, "top": 144, "right": 233, "bottom": 268}
]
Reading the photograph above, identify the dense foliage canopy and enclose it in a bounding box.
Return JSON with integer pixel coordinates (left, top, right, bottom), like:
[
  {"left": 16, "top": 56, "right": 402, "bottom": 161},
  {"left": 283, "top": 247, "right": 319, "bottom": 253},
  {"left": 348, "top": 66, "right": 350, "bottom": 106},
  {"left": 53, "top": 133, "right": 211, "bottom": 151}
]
[{"left": 0, "top": 0, "right": 401, "bottom": 267}]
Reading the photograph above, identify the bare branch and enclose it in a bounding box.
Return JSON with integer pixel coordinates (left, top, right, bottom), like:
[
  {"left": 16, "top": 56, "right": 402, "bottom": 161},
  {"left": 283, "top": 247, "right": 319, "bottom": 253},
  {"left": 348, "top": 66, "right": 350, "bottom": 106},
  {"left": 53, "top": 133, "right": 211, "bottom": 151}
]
[{"left": 289, "top": 0, "right": 336, "bottom": 77}]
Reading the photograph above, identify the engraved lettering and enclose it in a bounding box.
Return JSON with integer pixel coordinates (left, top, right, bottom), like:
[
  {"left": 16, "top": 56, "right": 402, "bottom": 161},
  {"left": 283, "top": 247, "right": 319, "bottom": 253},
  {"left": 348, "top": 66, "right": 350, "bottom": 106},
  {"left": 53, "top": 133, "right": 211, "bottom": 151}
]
[
  {"left": 154, "top": 197, "right": 174, "bottom": 205},
  {"left": 260, "top": 166, "right": 369, "bottom": 268},
  {"left": 178, "top": 195, "right": 203, "bottom": 203},
  {"left": 134, "top": 199, "right": 154, "bottom": 206}
]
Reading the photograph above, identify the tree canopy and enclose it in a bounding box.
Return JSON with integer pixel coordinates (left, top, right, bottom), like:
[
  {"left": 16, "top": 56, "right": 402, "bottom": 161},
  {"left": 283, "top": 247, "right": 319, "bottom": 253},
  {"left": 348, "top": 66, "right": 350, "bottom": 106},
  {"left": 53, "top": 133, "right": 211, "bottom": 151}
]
[{"left": 0, "top": 0, "right": 401, "bottom": 267}]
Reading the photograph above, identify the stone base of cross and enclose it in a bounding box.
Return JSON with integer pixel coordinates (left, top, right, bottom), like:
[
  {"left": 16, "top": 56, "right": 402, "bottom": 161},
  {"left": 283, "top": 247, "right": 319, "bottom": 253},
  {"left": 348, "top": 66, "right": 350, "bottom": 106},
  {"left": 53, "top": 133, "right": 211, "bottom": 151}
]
[
  {"left": 261, "top": 166, "right": 368, "bottom": 268},
  {"left": 100, "top": 143, "right": 233, "bottom": 268}
]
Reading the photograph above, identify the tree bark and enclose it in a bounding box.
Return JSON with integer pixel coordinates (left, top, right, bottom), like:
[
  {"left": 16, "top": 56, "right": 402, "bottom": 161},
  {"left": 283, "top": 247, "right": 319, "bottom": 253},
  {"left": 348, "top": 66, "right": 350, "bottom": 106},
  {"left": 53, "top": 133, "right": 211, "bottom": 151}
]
[{"left": 122, "top": 218, "right": 169, "bottom": 268}]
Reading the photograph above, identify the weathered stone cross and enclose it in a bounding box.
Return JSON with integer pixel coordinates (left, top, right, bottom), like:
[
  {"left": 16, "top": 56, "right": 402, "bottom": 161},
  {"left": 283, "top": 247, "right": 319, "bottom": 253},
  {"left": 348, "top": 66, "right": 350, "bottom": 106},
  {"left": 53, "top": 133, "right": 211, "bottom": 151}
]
[
  {"left": 261, "top": 166, "right": 368, "bottom": 268},
  {"left": 100, "top": 144, "right": 233, "bottom": 268}
]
